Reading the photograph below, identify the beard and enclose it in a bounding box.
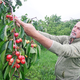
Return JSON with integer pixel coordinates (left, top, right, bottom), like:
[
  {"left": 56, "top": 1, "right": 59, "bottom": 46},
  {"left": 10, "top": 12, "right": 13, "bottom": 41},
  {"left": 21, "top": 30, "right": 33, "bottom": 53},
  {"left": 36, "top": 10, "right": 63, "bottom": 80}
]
[{"left": 70, "top": 31, "right": 76, "bottom": 39}]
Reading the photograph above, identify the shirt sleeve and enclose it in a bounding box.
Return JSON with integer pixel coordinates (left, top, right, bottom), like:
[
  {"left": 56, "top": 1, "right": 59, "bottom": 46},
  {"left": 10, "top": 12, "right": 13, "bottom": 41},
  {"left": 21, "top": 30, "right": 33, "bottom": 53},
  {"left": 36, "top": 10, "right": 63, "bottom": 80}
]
[
  {"left": 48, "top": 40, "right": 80, "bottom": 58},
  {"left": 39, "top": 31, "right": 68, "bottom": 44}
]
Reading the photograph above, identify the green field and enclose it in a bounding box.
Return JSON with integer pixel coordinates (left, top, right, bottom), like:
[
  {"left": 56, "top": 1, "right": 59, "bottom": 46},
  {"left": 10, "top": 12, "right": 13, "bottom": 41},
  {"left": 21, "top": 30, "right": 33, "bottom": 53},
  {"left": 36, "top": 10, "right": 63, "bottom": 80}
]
[{"left": 26, "top": 50, "right": 58, "bottom": 80}]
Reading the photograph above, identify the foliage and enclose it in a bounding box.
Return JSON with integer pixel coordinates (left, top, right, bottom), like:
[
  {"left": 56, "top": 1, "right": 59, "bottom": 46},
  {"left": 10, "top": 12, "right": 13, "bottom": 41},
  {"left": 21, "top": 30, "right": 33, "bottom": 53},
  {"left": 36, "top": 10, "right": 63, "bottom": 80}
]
[
  {"left": 26, "top": 50, "right": 58, "bottom": 80},
  {"left": 0, "top": 0, "right": 41, "bottom": 80},
  {"left": 37, "top": 15, "right": 80, "bottom": 36}
]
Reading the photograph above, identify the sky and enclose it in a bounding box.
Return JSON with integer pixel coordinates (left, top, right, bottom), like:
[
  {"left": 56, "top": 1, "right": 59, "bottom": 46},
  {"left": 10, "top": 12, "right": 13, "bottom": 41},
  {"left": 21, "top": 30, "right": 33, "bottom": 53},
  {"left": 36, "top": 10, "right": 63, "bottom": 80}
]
[{"left": 13, "top": 0, "right": 80, "bottom": 21}]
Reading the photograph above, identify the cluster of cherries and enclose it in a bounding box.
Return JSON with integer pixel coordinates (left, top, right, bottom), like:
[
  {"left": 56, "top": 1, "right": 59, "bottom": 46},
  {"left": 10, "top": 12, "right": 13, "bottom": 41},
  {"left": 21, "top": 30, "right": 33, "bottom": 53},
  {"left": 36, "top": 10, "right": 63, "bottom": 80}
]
[
  {"left": 6, "top": 14, "right": 17, "bottom": 21},
  {"left": 26, "top": 40, "right": 37, "bottom": 48},
  {"left": 6, "top": 53, "right": 25, "bottom": 68},
  {"left": 31, "top": 44, "right": 37, "bottom": 48},
  {"left": 6, "top": 33, "right": 26, "bottom": 68}
]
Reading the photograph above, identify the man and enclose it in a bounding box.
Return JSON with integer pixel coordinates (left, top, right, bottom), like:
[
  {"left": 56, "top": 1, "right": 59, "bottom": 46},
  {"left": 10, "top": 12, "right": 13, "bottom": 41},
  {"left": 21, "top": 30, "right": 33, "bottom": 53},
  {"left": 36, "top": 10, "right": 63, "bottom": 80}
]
[{"left": 15, "top": 18, "right": 80, "bottom": 80}]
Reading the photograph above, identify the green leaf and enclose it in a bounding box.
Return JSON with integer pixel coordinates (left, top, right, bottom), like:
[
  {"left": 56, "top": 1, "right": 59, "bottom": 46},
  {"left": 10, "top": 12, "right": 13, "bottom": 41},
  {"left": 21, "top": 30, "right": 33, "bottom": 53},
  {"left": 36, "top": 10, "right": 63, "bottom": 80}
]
[
  {"left": 27, "top": 58, "right": 32, "bottom": 69},
  {"left": 23, "top": 61, "right": 27, "bottom": 74},
  {"left": 3, "top": 62, "right": 8, "bottom": 71},
  {"left": 9, "top": 68, "right": 15, "bottom": 79},
  {"left": 37, "top": 45, "right": 41, "bottom": 58},
  {"left": 30, "top": 47, "right": 36, "bottom": 53},
  {"left": 0, "top": 25, "right": 8, "bottom": 41},
  {"left": 0, "top": 8, "right": 1, "bottom": 17},
  {"left": 0, "top": 41, "right": 9, "bottom": 54},
  {"left": 1, "top": 3, "right": 4, "bottom": 10},
  {"left": 0, "top": 41, "right": 5, "bottom": 49},
  {"left": 4, "top": 65, "right": 10, "bottom": 79},
  {"left": 7, "top": 21, "right": 14, "bottom": 26},
  {"left": 19, "top": 26, "right": 24, "bottom": 38},
  {"left": 8, "top": 40, "right": 13, "bottom": 51},
  {"left": 20, "top": 48, "right": 25, "bottom": 56},
  {"left": 20, "top": 65, "right": 25, "bottom": 79},
  {"left": 0, "top": 70, "right": 3, "bottom": 79},
  {"left": 0, "top": 59, "right": 3, "bottom": 70},
  {"left": 26, "top": 44, "right": 31, "bottom": 56},
  {"left": 15, "top": 25, "right": 20, "bottom": 32},
  {"left": 1, "top": 50, "right": 6, "bottom": 65},
  {"left": 25, "top": 44, "right": 32, "bottom": 69},
  {"left": 22, "top": 39, "right": 27, "bottom": 48},
  {"left": 20, "top": 79, "right": 24, "bottom": 80}
]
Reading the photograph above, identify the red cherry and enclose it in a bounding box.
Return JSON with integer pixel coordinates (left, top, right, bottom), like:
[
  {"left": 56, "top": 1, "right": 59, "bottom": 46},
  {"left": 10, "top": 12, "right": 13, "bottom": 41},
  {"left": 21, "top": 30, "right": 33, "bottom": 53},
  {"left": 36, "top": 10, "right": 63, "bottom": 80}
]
[
  {"left": 10, "top": 17, "right": 13, "bottom": 21},
  {"left": 6, "top": 59, "right": 10, "bottom": 62},
  {"left": 8, "top": 62, "right": 12, "bottom": 65},
  {"left": 18, "top": 55, "right": 22, "bottom": 60},
  {"left": 10, "top": 58, "right": 14, "bottom": 63},
  {"left": 3, "top": 2, "right": 5, "bottom": 5},
  {"left": 14, "top": 33, "right": 19, "bottom": 37},
  {"left": 19, "top": 38, "right": 22, "bottom": 42},
  {"left": 22, "top": 56, "right": 25, "bottom": 59},
  {"left": 16, "top": 39, "right": 20, "bottom": 43},
  {"left": 6, "top": 54, "right": 12, "bottom": 59},
  {"left": 9, "top": 15, "right": 13, "bottom": 18},
  {"left": 0, "top": 1, "right": 2, "bottom": 4},
  {"left": 12, "top": 64, "right": 15, "bottom": 68},
  {"left": 13, "top": 45, "right": 15, "bottom": 49},
  {"left": 21, "top": 59, "right": 25, "bottom": 64},
  {"left": 15, "top": 51, "right": 20, "bottom": 56},
  {"left": 16, "top": 59, "right": 20, "bottom": 63},
  {"left": 16, "top": 64, "right": 20, "bottom": 68},
  {"left": 6, "top": 15, "right": 10, "bottom": 18},
  {"left": 31, "top": 44, "right": 34, "bottom": 48}
]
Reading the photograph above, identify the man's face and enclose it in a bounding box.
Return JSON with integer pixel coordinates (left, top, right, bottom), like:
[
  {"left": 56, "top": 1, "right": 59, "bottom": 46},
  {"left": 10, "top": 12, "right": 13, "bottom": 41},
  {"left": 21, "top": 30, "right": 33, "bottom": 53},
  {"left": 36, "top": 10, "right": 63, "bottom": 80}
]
[{"left": 70, "top": 22, "right": 80, "bottom": 38}]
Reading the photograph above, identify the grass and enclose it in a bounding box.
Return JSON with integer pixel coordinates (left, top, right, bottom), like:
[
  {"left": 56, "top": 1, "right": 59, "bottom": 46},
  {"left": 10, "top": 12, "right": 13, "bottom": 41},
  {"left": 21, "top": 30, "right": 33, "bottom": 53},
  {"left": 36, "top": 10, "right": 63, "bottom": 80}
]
[{"left": 25, "top": 50, "right": 58, "bottom": 80}]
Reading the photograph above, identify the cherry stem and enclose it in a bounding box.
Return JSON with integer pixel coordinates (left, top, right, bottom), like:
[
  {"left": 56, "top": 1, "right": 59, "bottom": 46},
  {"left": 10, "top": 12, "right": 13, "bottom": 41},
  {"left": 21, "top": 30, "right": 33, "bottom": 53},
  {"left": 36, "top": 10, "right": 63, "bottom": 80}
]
[{"left": 16, "top": 68, "right": 20, "bottom": 78}]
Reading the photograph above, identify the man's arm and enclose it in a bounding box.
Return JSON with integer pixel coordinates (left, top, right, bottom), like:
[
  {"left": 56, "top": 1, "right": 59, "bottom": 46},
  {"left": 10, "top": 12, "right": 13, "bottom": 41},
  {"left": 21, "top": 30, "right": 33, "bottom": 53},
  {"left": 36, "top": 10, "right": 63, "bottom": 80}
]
[
  {"left": 39, "top": 31, "right": 68, "bottom": 44},
  {"left": 15, "top": 18, "right": 53, "bottom": 49}
]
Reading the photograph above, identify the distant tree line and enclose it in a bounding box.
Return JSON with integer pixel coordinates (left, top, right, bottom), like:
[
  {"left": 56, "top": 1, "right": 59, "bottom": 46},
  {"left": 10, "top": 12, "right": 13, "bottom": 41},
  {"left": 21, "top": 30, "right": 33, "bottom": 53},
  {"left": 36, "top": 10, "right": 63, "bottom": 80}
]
[{"left": 33, "top": 14, "right": 80, "bottom": 36}]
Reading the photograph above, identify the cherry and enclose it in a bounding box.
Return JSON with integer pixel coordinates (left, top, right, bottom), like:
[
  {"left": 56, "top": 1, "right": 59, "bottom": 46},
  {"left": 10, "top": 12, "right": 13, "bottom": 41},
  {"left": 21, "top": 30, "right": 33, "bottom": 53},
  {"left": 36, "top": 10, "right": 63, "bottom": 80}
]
[
  {"left": 31, "top": 44, "right": 34, "bottom": 48},
  {"left": 16, "top": 39, "right": 20, "bottom": 43},
  {"left": 6, "top": 54, "right": 12, "bottom": 59},
  {"left": 34, "top": 44, "right": 37, "bottom": 47},
  {"left": 19, "top": 38, "right": 22, "bottom": 42},
  {"left": 14, "top": 33, "right": 19, "bottom": 37},
  {"left": 3, "top": 2, "right": 5, "bottom": 5},
  {"left": 26, "top": 40, "right": 30, "bottom": 44},
  {"left": 12, "top": 64, "right": 15, "bottom": 68},
  {"left": 18, "top": 55, "right": 22, "bottom": 60},
  {"left": 10, "top": 17, "right": 13, "bottom": 21},
  {"left": 9, "top": 15, "right": 13, "bottom": 18},
  {"left": 6, "top": 15, "right": 10, "bottom": 18},
  {"left": 22, "top": 56, "right": 25, "bottom": 59},
  {"left": 16, "top": 64, "right": 20, "bottom": 68},
  {"left": 6, "top": 59, "right": 10, "bottom": 62},
  {"left": 15, "top": 51, "right": 20, "bottom": 56},
  {"left": 10, "top": 58, "right": 14, "bottom": 63},
  {"left": 21, "top": 59, "right": 25, "bottom": 64},
  {"left": 13, "top": 45, "right": 15, "bottom": 49},
  {"left": 16, "top": 59, "right": 20, "bottom": 63},
  {"left": 8, "top": 62, "right": 12, "bottom": 65},
  {"left": 0, "top": 1, "right": 2, "bottom": 4}
]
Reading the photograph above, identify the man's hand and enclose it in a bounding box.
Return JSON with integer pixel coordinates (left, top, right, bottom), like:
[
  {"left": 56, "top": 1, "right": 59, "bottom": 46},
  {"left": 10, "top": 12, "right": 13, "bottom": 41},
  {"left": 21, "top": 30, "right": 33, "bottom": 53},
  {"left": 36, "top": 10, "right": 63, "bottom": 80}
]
[{"left": 15, "top": 18, "right": 38, "bottom": 37}]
